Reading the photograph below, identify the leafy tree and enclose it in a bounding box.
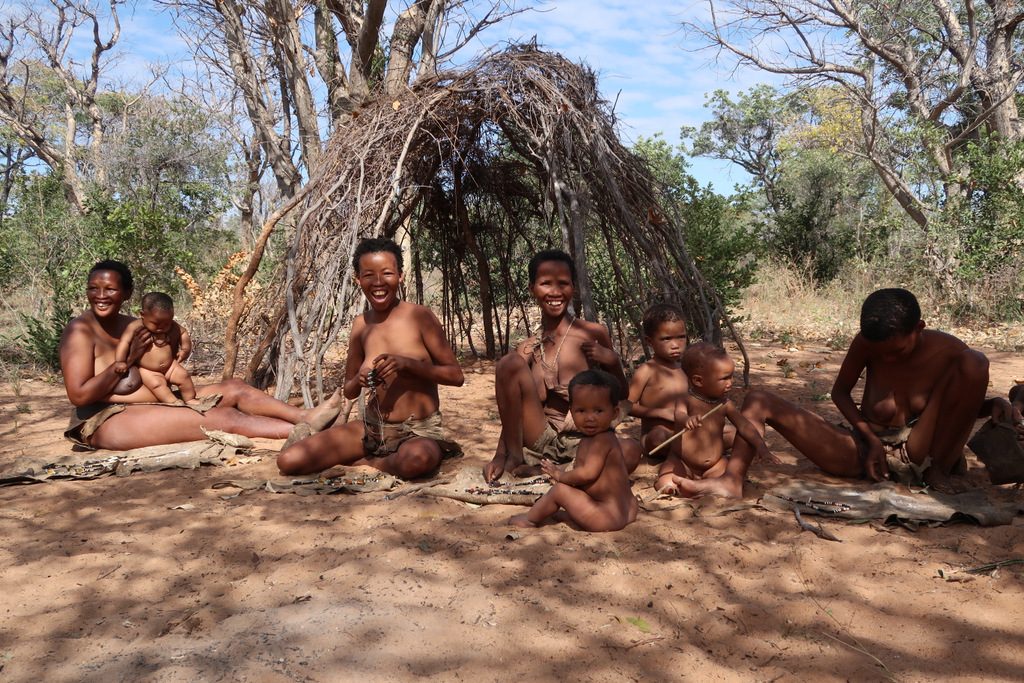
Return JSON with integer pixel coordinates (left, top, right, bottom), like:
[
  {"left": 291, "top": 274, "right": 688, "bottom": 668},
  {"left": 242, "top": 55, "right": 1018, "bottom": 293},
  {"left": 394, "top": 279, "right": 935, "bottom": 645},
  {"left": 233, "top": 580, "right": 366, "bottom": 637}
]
[{"left": 633, "top": 134, "right": 757, "bottom": 310}]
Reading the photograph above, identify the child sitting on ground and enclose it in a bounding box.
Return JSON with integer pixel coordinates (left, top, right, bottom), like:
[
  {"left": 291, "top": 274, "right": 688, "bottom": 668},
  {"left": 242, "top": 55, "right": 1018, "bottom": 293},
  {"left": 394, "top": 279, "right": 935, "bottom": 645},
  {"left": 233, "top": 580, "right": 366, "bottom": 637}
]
[
  {"left": 113, "top": 292, "right": 196, "bottom": 405},
  {"left": 655, "top": 342, "right": 771, "bottom": 494},
  {"left": 510, "top": 369, "right": 638, "bottom": 532},
  {"left": 628, "top": 303, "right": 689, "bottom": 459},
  {"left": 990, "top": 384, "right": 1024, "bottom": 438}
]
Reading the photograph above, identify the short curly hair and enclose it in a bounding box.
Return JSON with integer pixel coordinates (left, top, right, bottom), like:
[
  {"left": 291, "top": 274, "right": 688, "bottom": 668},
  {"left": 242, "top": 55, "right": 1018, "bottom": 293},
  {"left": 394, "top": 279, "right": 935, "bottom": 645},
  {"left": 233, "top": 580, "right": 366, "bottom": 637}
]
[
  {"left": 860, "top": 288, "right": 921, "bottom": 342},
  {"left": 641, "top": 302, "right": 686, "bottom": 338},
  {"left": 352, "top": 237, "right": 404, "bottom": 273}
]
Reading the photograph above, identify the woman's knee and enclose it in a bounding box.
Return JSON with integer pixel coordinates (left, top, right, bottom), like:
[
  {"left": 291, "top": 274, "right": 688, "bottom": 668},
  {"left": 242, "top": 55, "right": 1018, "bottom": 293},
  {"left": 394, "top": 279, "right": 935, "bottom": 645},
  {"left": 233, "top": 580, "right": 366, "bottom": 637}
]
[
  {"left": 215, "top": 378, "right": 250, "bottom": 402},
  {"left": 741, "top": 389, "right": 777, "bottom": 419},
  {"left": 495, "top": 351, "right": 527, "bottom": 379},
  {"left": 956, "top": 349, "right": 989, "bottom": 386},
  {"left": 394, "top": 441, "right": 442, "bottom": 478},
  {"left": 277, "top": 446, "right": 308, "bottom": 475}
]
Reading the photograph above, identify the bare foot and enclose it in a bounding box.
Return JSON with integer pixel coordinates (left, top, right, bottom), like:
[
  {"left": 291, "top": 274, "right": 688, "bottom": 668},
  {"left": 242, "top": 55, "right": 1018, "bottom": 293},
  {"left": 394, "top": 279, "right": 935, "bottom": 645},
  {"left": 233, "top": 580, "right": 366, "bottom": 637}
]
[
  {"left": 304, "top": 389, "right": 345, "bottom": 432},
  {"left": 511, "top": 464, "right": 544, "bottom": 478},
  {"left": 282, "top": 422, "right": 313, "bottom": 450},
  {"left": 923, "top": 470, "right": 970, "bottom": 494},
  {"left": 508, "top": 514, "right": 538, "bottom": 528},
  {"left": 670, "top": 474, "right": 743, "bottom": 499}
]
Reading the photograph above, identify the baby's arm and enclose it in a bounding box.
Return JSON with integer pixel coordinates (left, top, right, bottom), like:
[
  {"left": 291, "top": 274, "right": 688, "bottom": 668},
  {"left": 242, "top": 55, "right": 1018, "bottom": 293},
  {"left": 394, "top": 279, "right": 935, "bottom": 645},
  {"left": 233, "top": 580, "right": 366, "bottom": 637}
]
[
  {"left": 724, "top": 401, "right": 775, "bottom": 462},
  {"left": 176, "top": 323, "right": 192, "bottom": 362},
  {"left": 627, "top": 365, "right": 676, "bottom": 423},
  {"left": 113, "top": 320, "right": 143, "bottom": 374},
  {"left": 541, "top": 437, "right": 608, "bottom": 488}
]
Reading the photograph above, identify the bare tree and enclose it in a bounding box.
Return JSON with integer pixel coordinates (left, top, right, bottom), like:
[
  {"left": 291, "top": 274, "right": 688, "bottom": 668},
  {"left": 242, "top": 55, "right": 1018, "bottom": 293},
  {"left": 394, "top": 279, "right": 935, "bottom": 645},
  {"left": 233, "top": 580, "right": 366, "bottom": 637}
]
[
  {"left": 0, "top": 0, "right": 124, "bottom": 211},
  {"left": 686, "top": 0, "right": 1024, "bottom": 231},
  {"left": 161, "top": 0, "right": 526, "bottom": 203}
]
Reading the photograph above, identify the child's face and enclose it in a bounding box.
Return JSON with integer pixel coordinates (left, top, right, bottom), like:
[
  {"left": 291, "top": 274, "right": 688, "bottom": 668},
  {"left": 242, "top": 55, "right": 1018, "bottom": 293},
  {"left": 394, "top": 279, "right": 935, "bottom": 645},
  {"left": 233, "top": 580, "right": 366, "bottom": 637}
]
[
  {"left": 569, "top": 384, "right": 617, "bottom": 436},
  {"left": 529, "top": 260, "right": 574, "bottom": 319},
  {"left": 646, "top": 320, "right": 687, "bottom": 363},
  {"left": 695, "top": 356, "right": 735, "bottom": 400},
  {"left": 355, "top": 251, "right": 404, "bottom": 310},
  {"left": 141, "top": 308, "right": 174, "bottom": 336}
]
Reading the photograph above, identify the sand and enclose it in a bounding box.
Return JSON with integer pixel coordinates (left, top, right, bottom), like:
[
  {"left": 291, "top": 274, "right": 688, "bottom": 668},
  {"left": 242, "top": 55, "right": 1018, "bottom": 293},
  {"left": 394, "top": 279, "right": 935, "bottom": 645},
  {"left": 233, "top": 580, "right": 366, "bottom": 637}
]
[{"left": 0, "top": 341, "right": 1022, "bottom": 682}]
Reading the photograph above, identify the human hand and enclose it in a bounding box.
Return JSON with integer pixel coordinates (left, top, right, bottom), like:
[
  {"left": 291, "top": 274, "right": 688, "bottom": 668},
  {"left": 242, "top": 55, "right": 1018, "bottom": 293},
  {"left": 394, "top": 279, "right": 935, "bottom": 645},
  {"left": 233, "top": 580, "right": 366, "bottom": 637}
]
[
  {"left": 685, "top": 414, "right": 703, "bottom": 431},
  {"left": 757, "top": 444, "right": 781, "bottom": 465},
  {"left": 113, "top": 361, "right": 129, "bottom": 375},
  {"left": 372, "top": 354, "right": 409, "bottom": 382},
  {"left": 540, "top": 459, "right": 562, "bottom": 482},
  {"left": 125, "top": 327, "right": 153, "bottom": 365},
  {"left": 864, "top": 440, "right": 888, "bottom": 482},
  {"left": 484, "top": 455, "right": 506, "bottom": 484},
  {"left": 176, "top": 349, "right": 188, "bottom": 363},
  {"left": 580, "top": 340, "right": 615, "bottom": 368}
]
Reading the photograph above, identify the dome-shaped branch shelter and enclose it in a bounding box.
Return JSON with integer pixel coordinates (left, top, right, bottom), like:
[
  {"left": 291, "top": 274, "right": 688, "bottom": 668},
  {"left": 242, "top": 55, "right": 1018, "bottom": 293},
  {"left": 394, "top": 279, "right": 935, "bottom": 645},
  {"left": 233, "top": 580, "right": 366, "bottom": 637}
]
[{"left": 228, "top": 44, "right": 746, "bottom": 405}]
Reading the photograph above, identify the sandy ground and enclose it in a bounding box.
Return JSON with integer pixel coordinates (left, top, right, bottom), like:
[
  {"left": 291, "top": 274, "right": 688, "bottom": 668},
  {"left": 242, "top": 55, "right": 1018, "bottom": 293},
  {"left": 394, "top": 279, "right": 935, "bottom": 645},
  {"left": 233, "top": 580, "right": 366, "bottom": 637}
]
[{"left": 0, "top": 341, "right": 1022, "bottom": 682}]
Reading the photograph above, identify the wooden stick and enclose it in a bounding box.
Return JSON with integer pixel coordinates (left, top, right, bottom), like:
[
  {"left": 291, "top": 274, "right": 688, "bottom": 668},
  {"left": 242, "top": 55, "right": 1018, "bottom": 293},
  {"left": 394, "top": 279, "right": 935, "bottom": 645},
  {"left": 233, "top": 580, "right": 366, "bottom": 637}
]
[{"left": 647, "top": 402, "right": 726, "bottom": 456}]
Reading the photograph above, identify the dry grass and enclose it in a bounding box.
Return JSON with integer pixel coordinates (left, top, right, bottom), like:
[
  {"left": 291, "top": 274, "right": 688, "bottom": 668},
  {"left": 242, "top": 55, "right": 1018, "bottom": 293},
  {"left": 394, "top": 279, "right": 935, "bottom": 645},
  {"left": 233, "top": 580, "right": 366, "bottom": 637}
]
[{"left": 739, "top": 260, "right": 1024, "bottom": 351}]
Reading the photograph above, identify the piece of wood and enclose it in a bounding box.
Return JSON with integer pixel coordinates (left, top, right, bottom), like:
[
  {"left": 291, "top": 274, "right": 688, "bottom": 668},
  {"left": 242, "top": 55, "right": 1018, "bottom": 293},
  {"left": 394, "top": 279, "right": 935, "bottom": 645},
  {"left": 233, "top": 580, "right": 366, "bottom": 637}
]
[{"left": 648, "top": 402, "right": 726, "bottom": 456}]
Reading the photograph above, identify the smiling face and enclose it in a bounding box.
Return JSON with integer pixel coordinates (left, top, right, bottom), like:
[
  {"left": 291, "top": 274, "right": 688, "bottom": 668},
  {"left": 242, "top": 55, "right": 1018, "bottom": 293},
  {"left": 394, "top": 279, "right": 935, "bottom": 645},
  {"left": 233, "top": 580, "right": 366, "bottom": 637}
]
[
  {"left": 693, "top": 356, "right": 735, "bottom": 401},
  {"left": 569, "top": 383, "right": 617, "bottom": 436},
  {"left": 86, "top": 270, "right": 130, "bottom": 320},
  {"left": 355, "top": 250, "right": 404, "bottom": 311},
  {"left": 646, "top": 319, "right": 687, "bottom": 363},
  {"left": 529, "top": 259, "right": 575, "bottom": 319}
]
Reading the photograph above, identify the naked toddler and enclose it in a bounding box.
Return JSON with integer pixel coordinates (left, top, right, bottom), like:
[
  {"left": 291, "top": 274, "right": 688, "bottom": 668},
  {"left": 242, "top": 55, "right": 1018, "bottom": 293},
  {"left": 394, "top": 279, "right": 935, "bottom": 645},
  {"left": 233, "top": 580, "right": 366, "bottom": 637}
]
[
  {"left": 509, "top": 369, "right": 638, "bottom": 532},
  {"left": 114, "top": 292, "right": 196, "bottom": 405},
  {"left": 656, "top": 342, "right": 771, "bottom": 495}
]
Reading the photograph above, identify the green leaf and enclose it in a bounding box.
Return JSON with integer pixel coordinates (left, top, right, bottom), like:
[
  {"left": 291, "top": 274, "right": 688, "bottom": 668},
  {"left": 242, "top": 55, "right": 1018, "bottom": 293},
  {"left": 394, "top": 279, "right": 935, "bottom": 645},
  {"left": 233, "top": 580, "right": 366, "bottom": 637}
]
[{"left": 625, "top": 616, "right": 651, "bottom": 633}]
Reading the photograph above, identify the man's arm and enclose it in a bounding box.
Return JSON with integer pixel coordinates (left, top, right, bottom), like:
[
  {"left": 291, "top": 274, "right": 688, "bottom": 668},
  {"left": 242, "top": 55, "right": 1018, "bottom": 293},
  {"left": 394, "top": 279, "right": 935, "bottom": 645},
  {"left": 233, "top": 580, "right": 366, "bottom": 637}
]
[
  {"left": 831, "top": 336, "right": 886, "bottom": 480},
  {"left": 371, "top": 307, "right": 465, "bottom": 387}
]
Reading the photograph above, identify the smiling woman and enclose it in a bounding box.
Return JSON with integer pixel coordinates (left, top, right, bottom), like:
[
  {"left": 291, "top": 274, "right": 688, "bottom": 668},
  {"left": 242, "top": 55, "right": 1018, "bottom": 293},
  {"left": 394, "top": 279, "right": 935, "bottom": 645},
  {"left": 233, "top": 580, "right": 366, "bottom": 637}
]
[
  {"left": 59, "top": 260, "right": 344, "bottom": 450},
  {"left": 276, "top": 237, "right": 465, "bottom": 480}
]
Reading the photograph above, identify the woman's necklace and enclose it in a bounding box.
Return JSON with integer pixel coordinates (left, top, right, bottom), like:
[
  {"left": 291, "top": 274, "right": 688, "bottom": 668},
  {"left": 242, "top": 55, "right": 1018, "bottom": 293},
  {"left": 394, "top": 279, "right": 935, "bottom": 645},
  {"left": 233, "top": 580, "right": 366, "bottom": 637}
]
[{"left": 539, "top": 317, "right": 575, "bottom": 379}]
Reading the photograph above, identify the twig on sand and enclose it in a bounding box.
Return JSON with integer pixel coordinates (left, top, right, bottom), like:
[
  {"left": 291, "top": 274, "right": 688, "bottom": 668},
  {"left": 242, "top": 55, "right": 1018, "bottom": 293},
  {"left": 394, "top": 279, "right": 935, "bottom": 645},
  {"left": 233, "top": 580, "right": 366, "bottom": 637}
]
[
  {"left": 796, "top": 563, "right": 896, "bottom": 680},
  {"left": 964, "top": 558, "right": 1024, "bottom": 574},
  {"left": 794, "top": 507, "right": 842, "bottom": 542}
]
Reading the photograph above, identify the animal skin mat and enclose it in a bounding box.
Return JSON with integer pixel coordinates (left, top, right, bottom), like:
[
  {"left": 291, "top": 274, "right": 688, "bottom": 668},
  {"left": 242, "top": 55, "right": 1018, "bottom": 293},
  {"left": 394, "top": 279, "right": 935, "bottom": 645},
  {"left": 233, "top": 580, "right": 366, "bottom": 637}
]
[
  {"left": 0, "top": 429, "right": 262, "bottom": 486},
  {"left": 761, "top": 479, "right": 1024, "bottom": 527}
]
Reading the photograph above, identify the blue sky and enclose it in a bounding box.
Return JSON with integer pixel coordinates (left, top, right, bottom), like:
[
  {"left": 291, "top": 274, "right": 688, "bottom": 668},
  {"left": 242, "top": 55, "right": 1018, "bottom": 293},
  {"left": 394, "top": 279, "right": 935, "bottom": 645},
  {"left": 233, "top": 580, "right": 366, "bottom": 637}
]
[{"left": 109, "top": 0, "right": 772, "bottom": 192}]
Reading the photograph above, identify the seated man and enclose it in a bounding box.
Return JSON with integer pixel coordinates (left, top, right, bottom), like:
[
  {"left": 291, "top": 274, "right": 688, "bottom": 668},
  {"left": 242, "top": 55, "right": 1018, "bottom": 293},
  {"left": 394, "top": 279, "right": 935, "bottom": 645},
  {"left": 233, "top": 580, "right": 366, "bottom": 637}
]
[
  {"left": 277, "top": 238, "right": 464, "bottom": 479},
  {"left": 670, "top": 288, "right": 989, "bottom": 498},
  {"left": 483, "top": 249, "right": 641, "bottom": 482}
]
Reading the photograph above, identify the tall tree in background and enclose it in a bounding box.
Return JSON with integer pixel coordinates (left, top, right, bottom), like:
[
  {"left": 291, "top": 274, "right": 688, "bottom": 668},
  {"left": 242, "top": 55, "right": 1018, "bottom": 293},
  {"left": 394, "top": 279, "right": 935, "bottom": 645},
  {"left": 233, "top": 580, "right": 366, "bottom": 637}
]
[
  {"left": 0, "top": 0, "right": 125, "bottom": 211},
  {"left": 686, "top": 0, "right": 1024, "bottom": 229},
  {"left": 162, "top": 0, "right": 524, "bottom": 200}
]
